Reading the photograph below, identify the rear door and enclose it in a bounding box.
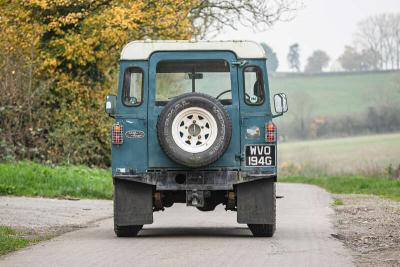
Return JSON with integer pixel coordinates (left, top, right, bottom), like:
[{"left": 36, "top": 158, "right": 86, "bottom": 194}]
[
  {"left": 147, "top": 51, "right": 241, "bottom": 169},
  {"left": 112, "top": 61, "right": 148, "bottom": 174},
  {"left": 237, "top": 60, "right": 275, "bottom": 171}
]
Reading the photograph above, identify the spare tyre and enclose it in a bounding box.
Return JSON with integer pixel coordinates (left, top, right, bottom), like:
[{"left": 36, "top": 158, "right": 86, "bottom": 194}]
[{"left": 157, "top": 92, "right": 232, "bottom": 168}]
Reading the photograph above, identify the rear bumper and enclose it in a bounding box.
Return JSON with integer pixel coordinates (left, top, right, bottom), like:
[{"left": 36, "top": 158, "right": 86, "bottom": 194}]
[{"left": 113, "top": 170, "right": 276, "bottom": 190}]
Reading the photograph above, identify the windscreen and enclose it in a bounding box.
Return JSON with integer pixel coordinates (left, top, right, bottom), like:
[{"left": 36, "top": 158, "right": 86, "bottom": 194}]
[{"left": 156, "top": 60, "right": 232, "bottom": 105}]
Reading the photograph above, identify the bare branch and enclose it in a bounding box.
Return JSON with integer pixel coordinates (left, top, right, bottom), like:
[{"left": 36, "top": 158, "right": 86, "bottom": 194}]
[
  {"left": 355, "top": 13, "right": 400, "bottom": 70},
  {"left": 189, "top": 0, "right": 302, "bottom": 39}
]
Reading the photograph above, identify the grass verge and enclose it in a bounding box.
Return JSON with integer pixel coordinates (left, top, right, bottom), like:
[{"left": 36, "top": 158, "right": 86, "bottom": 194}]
[
  {"left": 0, "top": 161, "right": 112, "bottom": 199},
  {"left": 0, "top": 226, "right": 48, "bottom": 256},
  {"left": 332, "top": 198, "right": 344, "bottom": 206},
  {"left": 280, "top": 176, "right": 400, "bottom": 201}
]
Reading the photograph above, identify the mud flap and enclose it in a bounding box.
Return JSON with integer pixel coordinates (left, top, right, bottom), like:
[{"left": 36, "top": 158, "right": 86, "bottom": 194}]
[
  {"left": 114, "top": 179, "right": 153, "bottom": 226},
  {"left": 237, "top": 179, "right": 276, "bottom": 224}
]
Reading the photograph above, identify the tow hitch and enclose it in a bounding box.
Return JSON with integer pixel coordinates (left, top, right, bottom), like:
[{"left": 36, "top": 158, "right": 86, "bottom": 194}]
[{"left": 186, "top": 190, "right": 205, "bottom": 207}]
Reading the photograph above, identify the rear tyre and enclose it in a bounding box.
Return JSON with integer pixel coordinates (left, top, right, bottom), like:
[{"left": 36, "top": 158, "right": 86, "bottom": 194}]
[
  {"left": 248, "top": 224, "right": 275, "bottom": 237},
  {"left": 237, "top": 180, "right": 276, "bottom": 237},
  {"left": 113, "top": 179, "right": 152, "bottom": 238},
  {"left": 114, "top": 225, "right": 143, "bottom": 237}
]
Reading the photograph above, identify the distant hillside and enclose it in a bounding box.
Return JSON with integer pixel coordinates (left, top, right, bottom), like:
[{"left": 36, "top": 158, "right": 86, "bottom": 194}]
[{"left": 269, "top": 71, "right": 400, "bottom": 117}]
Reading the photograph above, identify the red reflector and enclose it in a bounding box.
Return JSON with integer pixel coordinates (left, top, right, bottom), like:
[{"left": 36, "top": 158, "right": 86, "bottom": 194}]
[
  {"left": 112, "top": 123, "right": 123, "bottom": 144},
  {"left": 265, "top": 122, "right": 276, "bottom": 142}
]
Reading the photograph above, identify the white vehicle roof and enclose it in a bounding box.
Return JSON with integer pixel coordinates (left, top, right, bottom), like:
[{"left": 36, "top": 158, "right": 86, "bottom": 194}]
[{"left": 120, "top": 40, "right": 266, "bottom": 60}]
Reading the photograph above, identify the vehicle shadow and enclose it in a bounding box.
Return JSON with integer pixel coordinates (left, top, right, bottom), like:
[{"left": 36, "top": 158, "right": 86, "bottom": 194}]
[{"left": 136, "top": 226, "right": 253, "bottom": 238}]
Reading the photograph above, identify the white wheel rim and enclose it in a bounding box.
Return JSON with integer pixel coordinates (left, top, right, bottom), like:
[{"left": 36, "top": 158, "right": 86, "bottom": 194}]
[{"left": 171, "top": 107, "right": 218, "bottom": 153}]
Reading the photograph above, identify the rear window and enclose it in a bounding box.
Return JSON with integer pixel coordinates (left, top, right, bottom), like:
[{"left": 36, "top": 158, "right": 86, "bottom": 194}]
[
  {"left": 243, "top": 66, "right": 264, "bottom": 105},
  {"left": 123, "top": 67, "right": 143, "bottom": 106},
  {"left": 156, "top": 60, "right": 231, "bottom": 105}
]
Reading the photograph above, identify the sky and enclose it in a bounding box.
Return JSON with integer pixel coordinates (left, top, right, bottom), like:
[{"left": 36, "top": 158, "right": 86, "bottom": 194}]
[{"left": 213, "top": 0, "right": 400, "bottom": 71}]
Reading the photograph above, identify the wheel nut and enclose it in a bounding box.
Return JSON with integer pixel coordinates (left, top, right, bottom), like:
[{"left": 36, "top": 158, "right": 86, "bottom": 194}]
[
  {"left": 188, "top": 136, "right": 191, "bottom": 139},
  {"left": 198, "top": 135, "right": 201, "bottom": 139},
  {"left": 193, "top": 120, "right": 196, "bottom": 123}
]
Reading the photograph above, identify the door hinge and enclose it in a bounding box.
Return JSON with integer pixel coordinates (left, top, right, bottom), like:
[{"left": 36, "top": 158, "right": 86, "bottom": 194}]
[{"left": 231, "top": 60, "right": 248, "bottom": 67}]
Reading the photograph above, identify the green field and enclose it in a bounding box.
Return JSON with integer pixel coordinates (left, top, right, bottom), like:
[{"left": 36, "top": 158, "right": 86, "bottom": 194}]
[
  {"left": 269, "top": 71, "right": 400, "bottom": 117},
  {"left": 279, "top": 133, "right": 400, "bottom": 177}
]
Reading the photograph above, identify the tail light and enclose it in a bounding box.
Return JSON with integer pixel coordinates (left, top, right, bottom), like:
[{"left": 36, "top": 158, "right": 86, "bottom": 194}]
[
  {"left": 112, "top": 123, "right": 123, "bottom": 144},
  {"left": 265, "top": 122, "right": 276, "bottom": 142}
]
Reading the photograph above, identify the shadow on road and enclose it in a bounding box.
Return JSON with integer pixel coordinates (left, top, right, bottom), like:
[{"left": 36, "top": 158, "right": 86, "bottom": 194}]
[{"left": 136, "top": 226, "right": 253, "bottom": 238}]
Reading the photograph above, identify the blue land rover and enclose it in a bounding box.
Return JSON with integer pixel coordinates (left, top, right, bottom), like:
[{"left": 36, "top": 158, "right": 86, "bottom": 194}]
[{"left": 105, "top": 40, "right": 288, "bottom": 237}]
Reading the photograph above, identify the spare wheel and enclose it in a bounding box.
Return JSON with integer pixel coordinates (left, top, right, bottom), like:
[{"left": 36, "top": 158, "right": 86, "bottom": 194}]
[{"left": 156, "top": 92, "right": 232, "bottom": 168}]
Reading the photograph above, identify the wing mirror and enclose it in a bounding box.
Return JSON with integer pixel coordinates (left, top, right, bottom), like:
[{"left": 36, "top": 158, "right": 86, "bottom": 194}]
[
  {"left": 105, "top": 94, "right": 117, "bottom": 117},
  {"left": 273, "top": 93, "right": 288, "bottom": 117}
]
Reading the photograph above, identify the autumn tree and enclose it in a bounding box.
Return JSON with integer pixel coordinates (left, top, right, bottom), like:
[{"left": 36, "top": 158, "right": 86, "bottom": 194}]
[{"left": 0, "top": 2, "right": 44, "bottom": 160}]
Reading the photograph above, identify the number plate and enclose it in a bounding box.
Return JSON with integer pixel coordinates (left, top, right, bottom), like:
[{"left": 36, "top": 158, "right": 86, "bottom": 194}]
[{"left": 245, "top": 145, "right": 276, "bottom": 167}]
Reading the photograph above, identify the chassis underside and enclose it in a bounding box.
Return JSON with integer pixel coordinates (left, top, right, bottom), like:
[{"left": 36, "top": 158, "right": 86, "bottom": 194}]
[
  {"left": 113, "top": 170, "right": 276, "bottom": 191},
  {"left": 113, "top": 170, "right": 276, "bottom": 236}
]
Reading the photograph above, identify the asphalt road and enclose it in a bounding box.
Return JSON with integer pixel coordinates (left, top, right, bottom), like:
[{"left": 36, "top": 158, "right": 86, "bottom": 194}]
[
  {"left": 1, "top": 183, "right": 354, "bottom": 267},
  {"left": 0, "top": 196, "right": 112, "bottom": 234}
]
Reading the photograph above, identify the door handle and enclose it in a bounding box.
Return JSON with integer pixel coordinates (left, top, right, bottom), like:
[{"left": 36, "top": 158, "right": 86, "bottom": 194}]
[{"left": 231, "top": 60, "right": 248, "bottom": 67}]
